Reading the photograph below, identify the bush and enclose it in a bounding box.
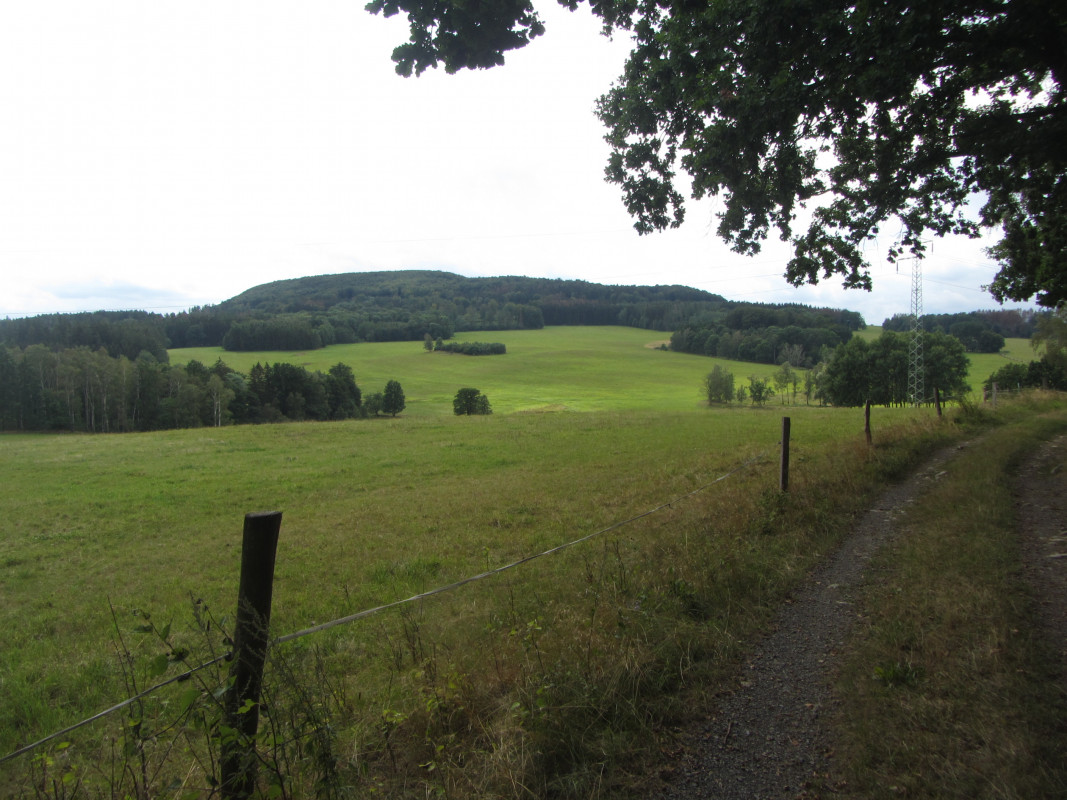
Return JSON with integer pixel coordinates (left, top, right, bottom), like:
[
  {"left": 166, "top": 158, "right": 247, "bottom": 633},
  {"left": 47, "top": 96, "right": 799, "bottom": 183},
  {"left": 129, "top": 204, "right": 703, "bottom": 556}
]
[
  {"left": 704, "top": 365, "right": 735, "bottom": 404},
  {"left": 453, "top": 388, "right": 492, "bottom": 415},
  {"left": 382, "top": 380, "right": 406, "bottom": 417},
  {"left": 435, "top": 342, "right": 506, "bottom": 356},
  {"left": 987, "top": 360, "right": 1067, "bottom": 392}
]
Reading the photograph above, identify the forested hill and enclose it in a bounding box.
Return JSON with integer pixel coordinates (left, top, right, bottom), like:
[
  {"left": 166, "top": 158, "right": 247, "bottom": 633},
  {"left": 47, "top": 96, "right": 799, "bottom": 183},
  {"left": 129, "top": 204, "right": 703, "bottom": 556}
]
[
  {"left": 0, "top": 271, "right": 731, "bottom": 355},
  {"left": 217, "top": 270, "right": 727, "bottom": 328},
  {"left": 208, "top": 270, "right": 743, "bottom": 350},
  {"left": 0, "top": 270, "right": 864, "bottom": 357}
]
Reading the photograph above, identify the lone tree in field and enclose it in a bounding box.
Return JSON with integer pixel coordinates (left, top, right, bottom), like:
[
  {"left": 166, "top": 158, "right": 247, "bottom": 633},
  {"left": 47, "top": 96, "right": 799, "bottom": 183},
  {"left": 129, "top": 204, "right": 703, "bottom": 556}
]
[
  {"left": 453, "top": 388, "right": 492, "bottom": 415},
  {"left": 818, "top": 337, "right": 881, "bottom": 445},
  {"left": 773, "top": 363, "right": 797, "bottom": 405},
  {"left": 382, "top": 380, "right": 406, "bottom": 417},
  {"left": 704, "top": 365, "right": 735, "bottom": 404},
  {"left": 364, "top": 392, "right": 384, "bottom": 417},
  {"left": 370, "top": 0, "right": 1067, "bottom": 308},
  {"left": 747, "top": 377, "right": 773, "bottom": 407}
]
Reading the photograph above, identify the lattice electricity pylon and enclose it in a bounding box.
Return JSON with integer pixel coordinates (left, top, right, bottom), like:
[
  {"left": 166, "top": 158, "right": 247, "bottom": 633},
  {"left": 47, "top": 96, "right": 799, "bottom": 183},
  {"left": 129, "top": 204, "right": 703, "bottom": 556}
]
[{"left": 907, "top": 256, "right": 924, "bottom": 406}]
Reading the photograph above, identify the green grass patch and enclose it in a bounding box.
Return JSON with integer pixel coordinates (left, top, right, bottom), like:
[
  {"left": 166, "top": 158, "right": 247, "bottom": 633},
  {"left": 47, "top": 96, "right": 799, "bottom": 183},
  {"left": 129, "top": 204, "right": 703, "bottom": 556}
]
[
  {"left": 834, "top": 398, "right": 1067, "bottom": 798},
  {"left": 3, "top": 325, "right": 1049, "bottom": 798},
  {"left": 170, "top": 326, "right": 784, "bottom": 416},
  {"left": 171, "top": 324, "right": 1034, "bottom": 410},
  {"left": 967, "top": 338, "right": 1038, "bottom": 386}
]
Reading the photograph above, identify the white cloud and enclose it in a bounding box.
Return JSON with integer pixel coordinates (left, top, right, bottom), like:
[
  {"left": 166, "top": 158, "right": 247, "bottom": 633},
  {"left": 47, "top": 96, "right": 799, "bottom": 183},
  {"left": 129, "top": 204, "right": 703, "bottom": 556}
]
[{"left": 0, "top": 1, "right": 1037, "bottom": 325}]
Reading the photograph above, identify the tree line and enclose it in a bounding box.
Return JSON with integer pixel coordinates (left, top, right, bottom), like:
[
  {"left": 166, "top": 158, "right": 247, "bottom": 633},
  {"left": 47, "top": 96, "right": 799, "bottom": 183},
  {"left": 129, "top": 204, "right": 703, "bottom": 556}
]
[
  {"left": 816, "top": 331, "right": 971, "bottom": 410},
  {"left": 432, "top": 341, "right": 507, "bottom": 355},
  {"left": 882, "top": 308, "right": 1041, "bottom": 341},
  {"left": 670, "top": 303, "right": 864, "bottom": 367},
  {"left": 703, "top": 331, "right": 972, "bottom": 428},
  {"left": 0, "top": 346, "right": 373, "bottom": 432},
  {"left": 880, "top": 309, "right": 1046, "bottom": 353},
  {"left": 0, "top": 271, "right": 743, "bottom": 354},
  {"left": 985, "top": 307, "right": 1067, "bottom": 392},
  {"left": 0, "top": 311, "right": 170, "bottom": 361},
  {"left": 986, "top": 360, "right": 1067, "bottom": 393}
]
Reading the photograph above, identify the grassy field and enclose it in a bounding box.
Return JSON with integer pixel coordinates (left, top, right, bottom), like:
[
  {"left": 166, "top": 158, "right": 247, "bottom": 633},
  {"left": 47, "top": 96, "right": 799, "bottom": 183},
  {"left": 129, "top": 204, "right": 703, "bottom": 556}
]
[
  {"left": 172, "top": 325, "right": 1033, "bottom": 412},
  {"left": 0, "top": 407, "right": 863, "bottom": 745},
  {"left": 968, "top": 337, "right": 1037, "bottom": 384},
  {"left": 1, "top": 326, "right": 1060, "bottom": 798},
  {"left": 170, "top": 326, "right": 784, "bottom": 416}
]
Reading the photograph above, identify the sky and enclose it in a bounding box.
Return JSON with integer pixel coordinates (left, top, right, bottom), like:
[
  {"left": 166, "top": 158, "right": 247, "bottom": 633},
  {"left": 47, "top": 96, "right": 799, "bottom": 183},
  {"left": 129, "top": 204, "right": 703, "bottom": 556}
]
[{"left": 0, "top": 1, "right": 1038, "bottom": 326}]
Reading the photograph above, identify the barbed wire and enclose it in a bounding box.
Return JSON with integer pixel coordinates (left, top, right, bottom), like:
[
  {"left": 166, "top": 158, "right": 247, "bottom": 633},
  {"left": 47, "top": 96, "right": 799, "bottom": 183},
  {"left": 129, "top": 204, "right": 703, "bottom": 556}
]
[
  {"left": 0, "top": 654, "right": 229, "bottom": 766},
  {"left": 0, "top": 448, "right": 770, "bottom": 766},
  {"left": 275, "top": 448, "right": 770, "bottom": 645}
]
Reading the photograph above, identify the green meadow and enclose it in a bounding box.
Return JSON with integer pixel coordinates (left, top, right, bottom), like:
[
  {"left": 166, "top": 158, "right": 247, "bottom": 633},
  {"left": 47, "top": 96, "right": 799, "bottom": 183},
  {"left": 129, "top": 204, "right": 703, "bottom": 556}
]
[
  {"left": 173, "top": 325, "right": 1032, "bottom": 411},
  {"left": 170, "top": 325, "right": 783, "bottom": 415},
  {"left": 0, "top": 326, "right": 1049, "bottom": 797}
]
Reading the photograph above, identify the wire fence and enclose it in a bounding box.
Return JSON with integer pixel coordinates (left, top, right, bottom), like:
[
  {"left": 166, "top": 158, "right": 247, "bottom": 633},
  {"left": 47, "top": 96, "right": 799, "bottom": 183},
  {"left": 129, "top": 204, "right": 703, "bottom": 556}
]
[{"left": 0, "top": 448, "right": 772, "bottom": 767}]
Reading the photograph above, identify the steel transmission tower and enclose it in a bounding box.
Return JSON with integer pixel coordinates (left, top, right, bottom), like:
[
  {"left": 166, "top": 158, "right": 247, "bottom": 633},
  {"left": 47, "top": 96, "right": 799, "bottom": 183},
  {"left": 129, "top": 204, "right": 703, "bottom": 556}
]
[{"left": 907, "top": 257, "right": 924, "bottom": 406}]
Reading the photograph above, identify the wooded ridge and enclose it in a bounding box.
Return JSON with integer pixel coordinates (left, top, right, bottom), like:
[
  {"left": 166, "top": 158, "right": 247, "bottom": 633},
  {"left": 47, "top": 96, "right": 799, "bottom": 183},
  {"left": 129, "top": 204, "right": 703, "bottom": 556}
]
[{"left": 1, "top": 270, "right": 860, "bottom": 356}]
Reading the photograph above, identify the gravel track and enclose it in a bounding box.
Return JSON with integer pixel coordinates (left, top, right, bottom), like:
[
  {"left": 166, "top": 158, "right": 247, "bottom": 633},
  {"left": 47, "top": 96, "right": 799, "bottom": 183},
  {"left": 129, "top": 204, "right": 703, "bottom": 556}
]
[
  {"left": 647, "top": 430, "right": 1067, "bottom": 799},
  {"left": 649, "top": 443, "right": 973, "bottom": 800}
]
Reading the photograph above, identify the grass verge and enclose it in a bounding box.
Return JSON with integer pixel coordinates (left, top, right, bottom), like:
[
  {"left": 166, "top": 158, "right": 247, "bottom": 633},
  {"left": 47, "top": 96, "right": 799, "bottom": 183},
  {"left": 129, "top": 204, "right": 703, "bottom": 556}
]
[{"left": 833, "top": 393, "right": 1067, "bottom": 799}]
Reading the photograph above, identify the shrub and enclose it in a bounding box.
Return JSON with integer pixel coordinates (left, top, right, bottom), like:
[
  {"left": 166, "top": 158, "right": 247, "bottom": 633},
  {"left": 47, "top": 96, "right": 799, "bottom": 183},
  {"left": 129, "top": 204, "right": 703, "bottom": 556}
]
[
  {"left": 704, "top": 365, "right": 735, "bottom": 404},
  {"left": 453, "top": 388, "right": 492, "bottom": 415}
]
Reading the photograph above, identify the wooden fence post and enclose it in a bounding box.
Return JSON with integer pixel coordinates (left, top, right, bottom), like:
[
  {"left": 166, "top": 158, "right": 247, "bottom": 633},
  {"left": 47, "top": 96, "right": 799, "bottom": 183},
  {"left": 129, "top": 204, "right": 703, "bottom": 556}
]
[
  {"left": 780, "top": 416, "right": 791, "bottom": 493},
  {"left": 221, "top": 511, "right": 282, "bottom": 800}
]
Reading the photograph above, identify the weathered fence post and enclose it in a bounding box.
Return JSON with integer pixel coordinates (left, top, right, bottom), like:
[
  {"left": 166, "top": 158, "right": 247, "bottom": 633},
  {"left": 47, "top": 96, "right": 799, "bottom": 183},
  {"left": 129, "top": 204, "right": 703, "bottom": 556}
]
[
  {"left": 221, "top": 511, "right": 282, "bottom": 800},
  {"left": 780, "top": 416, "right": 791, "bottom": 493}
]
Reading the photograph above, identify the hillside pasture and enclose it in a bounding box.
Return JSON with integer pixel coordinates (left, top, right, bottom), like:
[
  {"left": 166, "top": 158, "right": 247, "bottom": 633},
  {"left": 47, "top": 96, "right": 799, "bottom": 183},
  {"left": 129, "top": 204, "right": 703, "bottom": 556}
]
[
  {"left": 170, "top": 326, "right": 783, "bottom": 415},
  {"left": 0, "top": 325, "right": 1004, "bottom": 796},
  {"left": 1, "top": 406, "right": 869, "bottom": 749},
  {"left": 172, "top": 325, "right": 1033, "bottom": 409}
]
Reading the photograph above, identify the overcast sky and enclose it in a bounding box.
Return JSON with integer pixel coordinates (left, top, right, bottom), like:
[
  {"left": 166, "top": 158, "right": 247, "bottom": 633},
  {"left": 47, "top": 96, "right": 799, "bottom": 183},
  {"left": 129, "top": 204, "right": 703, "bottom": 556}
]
[{"left": 0, "top": 1, "right": 1037, "bottom": 326}]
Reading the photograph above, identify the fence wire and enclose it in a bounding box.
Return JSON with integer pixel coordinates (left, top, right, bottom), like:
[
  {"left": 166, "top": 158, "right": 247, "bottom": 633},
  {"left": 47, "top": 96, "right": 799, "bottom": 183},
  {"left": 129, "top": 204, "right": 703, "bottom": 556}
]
[
  {"left": 0, "top": 448, "right": 770, "bottom": 766},
  {"left": 0, "top": 654, "right": 229, "bottom": 766}
]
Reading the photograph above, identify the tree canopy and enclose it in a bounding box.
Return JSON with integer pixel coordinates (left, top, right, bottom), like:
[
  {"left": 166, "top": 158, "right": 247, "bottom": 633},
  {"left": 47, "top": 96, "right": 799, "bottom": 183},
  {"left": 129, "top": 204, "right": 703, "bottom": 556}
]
[
  {"left": 703, "top": 365, "right": 735, "bottom": 404},
  {"left": 382, "top": 379, "right": 407, "bottom": 416},
  {"left": 369, "top": 1, "right": 1067, "bottom": 308},
  {"left": 818, "top": 330, "right": 970, "bottom": 408},
  {"left": 0, "top": 348, "right": 366, "bottom": 433},
  {"left": 453, "top": 387, "right": 493, "bottom": 415}
]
